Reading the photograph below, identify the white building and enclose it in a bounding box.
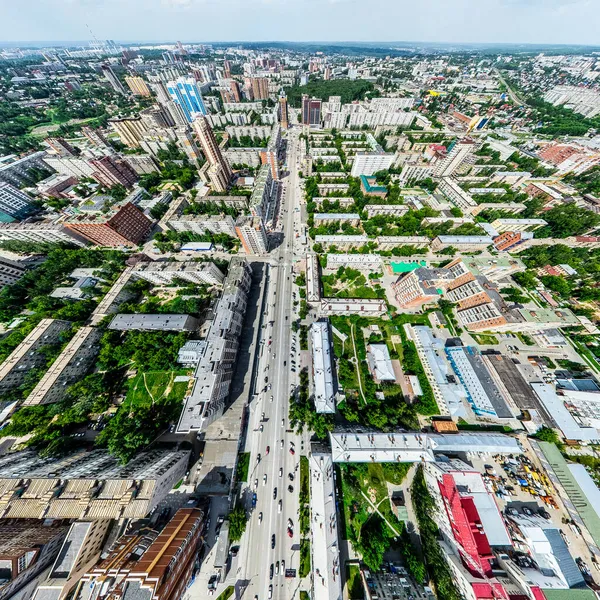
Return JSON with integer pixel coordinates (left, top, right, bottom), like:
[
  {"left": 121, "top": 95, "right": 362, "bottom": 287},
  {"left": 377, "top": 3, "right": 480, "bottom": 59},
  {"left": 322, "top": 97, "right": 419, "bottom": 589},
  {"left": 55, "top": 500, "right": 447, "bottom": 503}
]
[
  {"left": 434, "top": 139, "right": 477, "bottom": 177},
  {"left": 132, "top": 261, "right": 225, "bottom": 286},
  {"left": 350, "top": 152, "right": 396, "bottom": 177},
  {"left": 365, "top": 204, "right": 409, "bottom": 218},
  {"left": 438, "top": 177, "right": 477, "bottom": 212},
  {"left": 310, "top": 322, "right": 336, "bottom": 413},
  {"left": 366, "top": 344, "right": 396, "bottom": 382},
  {"left": 320, "top": 298, "right": 386, "bottom": 316}
]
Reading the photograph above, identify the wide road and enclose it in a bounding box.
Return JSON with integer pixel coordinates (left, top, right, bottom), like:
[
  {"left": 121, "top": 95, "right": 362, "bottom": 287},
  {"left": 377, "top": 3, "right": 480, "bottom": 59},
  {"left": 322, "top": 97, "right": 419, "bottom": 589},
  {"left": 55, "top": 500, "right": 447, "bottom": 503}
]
[{"left": 239, "top": 125, "right": 306, "bottom": 600}]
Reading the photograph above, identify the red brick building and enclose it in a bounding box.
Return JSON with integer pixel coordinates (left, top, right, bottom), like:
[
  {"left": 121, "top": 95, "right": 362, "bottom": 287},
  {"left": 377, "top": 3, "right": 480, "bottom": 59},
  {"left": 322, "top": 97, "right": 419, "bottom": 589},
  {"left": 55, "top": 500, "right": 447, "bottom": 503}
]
[
  {"left": 89, "top": 156, "right": 139, "bottom": 189},
  {"left": 65, "top": 202, "right": 153, "bottom": 247}
]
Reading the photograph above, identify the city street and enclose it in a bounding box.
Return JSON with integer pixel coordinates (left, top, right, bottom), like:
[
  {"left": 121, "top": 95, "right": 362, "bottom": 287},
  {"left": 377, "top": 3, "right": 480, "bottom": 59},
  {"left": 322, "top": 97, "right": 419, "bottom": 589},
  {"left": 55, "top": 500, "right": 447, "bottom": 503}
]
[{"left": 238, "top": 125, "right": 306, "bottom": 600}]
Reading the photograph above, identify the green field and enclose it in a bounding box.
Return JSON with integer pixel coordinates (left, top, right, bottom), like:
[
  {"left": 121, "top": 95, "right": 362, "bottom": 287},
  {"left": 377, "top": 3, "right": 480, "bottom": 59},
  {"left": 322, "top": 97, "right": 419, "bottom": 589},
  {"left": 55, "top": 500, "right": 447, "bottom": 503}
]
[{"left": 124, "top": 370, "right": 190, "bottom": 408}]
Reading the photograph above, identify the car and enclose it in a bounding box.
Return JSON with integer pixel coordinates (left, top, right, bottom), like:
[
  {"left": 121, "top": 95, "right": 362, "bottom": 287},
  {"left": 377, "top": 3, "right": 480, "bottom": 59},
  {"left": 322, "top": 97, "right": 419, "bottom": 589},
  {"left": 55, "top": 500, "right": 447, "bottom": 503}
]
[
  {"left": 275, "top": 561, "right": 280, "bottom": 575},
  {"left": 278, "top": 499, "right": 282, "bottom": 513},
  {"left": 284, "top": 361, "right": 286, "bottom": 366},
  {"left": 251, "top": 493, "right": 257, "bottom": 508},
  {"left": 271, "top": 534, "right": 276, "bottom": 549},
  {"left": 281, "top": 559, "right": 285, "bottom": 572},
  {"left": 256, "top": 454, "right": 261, "bottom": 464},
  {"left": 287, "top": 518, "right": 294, "bottom": 528},
  {"left": 268, "top": 585, "right": 273, "bottom": 600},
  {"left": 539, "top": 508, "right": 551, "bottom": 520},
  {"left": 279, "top": 467, "right": 283, "bottom": 477},
  {"left": 281, "top": 419, "right": 285, "bottom": 427},
  {"left": 270, "top": 395, "right": 274, "bottom": 403},
  {"left": 280, "top": 439, "right": 284, "bottom": 449},
  {"left": 267, "top": 383, "right": 272, "bottom": 390},
  {"left": 288, "top": 485, "right": 294, "bottom": 493},
  {"left": 230, "top": 545, "right": 239, "bottom": 557},
  {"left": 254, "top": 479, "right": 258, "bottom": 490},
  {"left": 259, "top": 424, "right": 263, "bottom": 432},
  {"left": 288, "top": 472, "right": 294, "bottom": 481},
  {"left": 263, "top": 474, "right": 267, "bottom": 486},
  {"left": 289, "top": 447, "right": 295, "bottom": 455},
  {"left": 264, "top": 376, "right": 268, "bottom": 383},
  {"left": 266, "top": 446, "right": 270, "bottom": 455},
  {"left": 523, "top": 506, "right": 533, "bottom": 516},
  {"left": 273, "top": 487, "right": 278, "bottom": 499},
  {"left": 259, "top": 512, "right": 263, "bottom": 523},
  {"left": 287, "top": 527, "right": 293, "bottom": 538},
  {"left": 270, "top": 563, "right": 274, "bottom": 580},
  {"left": 208, "top": 574, "right": 219, "bottom": 593}
]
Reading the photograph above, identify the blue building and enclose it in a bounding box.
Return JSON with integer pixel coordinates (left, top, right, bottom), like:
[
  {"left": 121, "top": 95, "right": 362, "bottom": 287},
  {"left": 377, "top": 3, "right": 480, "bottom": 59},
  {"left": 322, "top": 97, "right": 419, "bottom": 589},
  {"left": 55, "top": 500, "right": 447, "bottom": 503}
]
[{"left": 166, "top": 77, "right": 207, "bottom": 123}]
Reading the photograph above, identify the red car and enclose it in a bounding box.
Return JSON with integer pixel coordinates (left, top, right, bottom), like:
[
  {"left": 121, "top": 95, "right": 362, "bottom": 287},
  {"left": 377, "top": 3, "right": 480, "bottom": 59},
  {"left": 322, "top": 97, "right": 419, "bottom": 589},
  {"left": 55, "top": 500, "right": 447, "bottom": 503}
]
[
  {"left": 266, "top": 446, "right": 270, "bottom": 455},
  {"left": 287, "top": 527, "right": 293, "bottom": 538}
]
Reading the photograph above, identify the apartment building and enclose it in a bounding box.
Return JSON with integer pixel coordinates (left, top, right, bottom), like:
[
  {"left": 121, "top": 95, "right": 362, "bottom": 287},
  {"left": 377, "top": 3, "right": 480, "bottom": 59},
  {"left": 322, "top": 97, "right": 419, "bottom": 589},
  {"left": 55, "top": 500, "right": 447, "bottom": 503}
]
[
  {"left": 365, "top": 204, "right": 409, "bottom": 218},
  {"left": 470, "top": 203, "right": 526, "bottom": 216},
  {"left": 0, "top": 319, "right": 72, "bottom": 393},
  {"left": 434, "top": 138, "right": 477, "bottom": 177},
  {"left": 0, "top": 152, "right": 49, "bottom": 188},
  {"left": 132, "top": 261, "right": 225, "bottom": 286},
  {"left": 310, "top": 321, "right": 336, "bottom": 413},
  {"left": 319, "top": 298, "right": 386, "bottom": 316},
  {"left": 166, "top": 213, "right": 237, "bottom": 237},
  {"left": 0, "top": 448, "right": 189, "bottom": 519},
  {"left": 88, "top": 155, "right": 139, "bottom": 188},
  {"left": 0, "top": 520, "right": 69, "bottom": 600},
  {"left": 315, "top": 235, "right": 369, "bottom": 250},
  {"left": 32, "top": 521, "right": 111, "bottom": 600},
  {"left": 23, "top": 326, "right": 102, "bottom": 406},
  {"left": 65, "top": 202, "right": 153, "bottom": 247},
  {"left": 125, "top": 76, "right": 152, "bottom": 97},
  {"left": 431, "top": 236, "right": 493, "bottom": 252},
  {"left": 249, "top": 164, "right": 277, "bottom": 226},
  {"left": 0, "top": 222, "right": 88, "bottom": 247},
  {"left": 313, "top": 213, "right": 360, "bottom": 226},
  {"left": 490, "top": 218, "right": 548, "bottom": 233},
  {"left": 306, "top": 254, "right": 321, "bottom": 303},
  {"left": 376, "top": 236, "right": 430, "bottom": 250},
  {"left": 109, "top": 314, "right": 199, "bottom": 332},
  {"left": 109, "top": 116, "right": 149, "bottom": 148},
  {"left": 0, "top": 182, "right": 38, "bottom": 222},
  {"left": 177, "top": 258, "right": 252, "bottom": 433},
  {"left": 235, "top": 216, "right": 269, "bottom": 255},
  {"left": 438, "top": 178, "right": 477, "bottom": 212},
  {"left": 350, "top": 152, "right": 396, "bottom": 177},
  {"left": 392, "top": 268, "right": 450, "bottom": 309}
]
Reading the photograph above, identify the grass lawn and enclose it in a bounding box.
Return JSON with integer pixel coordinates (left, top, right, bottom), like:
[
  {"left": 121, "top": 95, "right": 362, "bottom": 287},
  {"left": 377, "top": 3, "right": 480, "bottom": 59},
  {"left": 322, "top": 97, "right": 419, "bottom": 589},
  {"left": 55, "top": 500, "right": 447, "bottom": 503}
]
[
  {"left": 124, "top": 370, "right": 189, "bottom": 408},
  {"left": 300, "top": 592, "right": 310, "bottom": 600},
  {"left": 347, "top": 565, "right": 364, "bottom": 600},
  {"left": 471, "top": 333, "right": 500, "bottom": 345},
  {"left": 236, "top": 452, "right": 250, "bottom": 483},
  {"left": 300, "top": 456, "right": 310, "bottom": 534},
  {"left": 299, "top": 538, "right": 311, "bottom": 578},
  {"left": 216, "top": 586, "right": 234, "bottom": 600}
]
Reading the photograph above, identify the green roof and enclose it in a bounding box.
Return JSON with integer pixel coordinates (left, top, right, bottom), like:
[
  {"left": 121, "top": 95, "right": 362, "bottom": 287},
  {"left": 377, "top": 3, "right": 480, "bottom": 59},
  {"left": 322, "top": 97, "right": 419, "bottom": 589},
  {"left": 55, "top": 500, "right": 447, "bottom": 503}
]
[
  {"left": 390, "top": 261, "right": 427, "bottom": 274},
  {"left": 538, "top": 441, "right": 600, "bottom": 548},
  {"left": 542, "top": 589, "right": 597, "bottom": 600}
]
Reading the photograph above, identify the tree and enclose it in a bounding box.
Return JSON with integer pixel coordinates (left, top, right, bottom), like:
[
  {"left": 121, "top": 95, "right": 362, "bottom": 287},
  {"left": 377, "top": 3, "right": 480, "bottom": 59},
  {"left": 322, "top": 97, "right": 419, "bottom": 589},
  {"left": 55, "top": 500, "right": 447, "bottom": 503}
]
[
  {"left": 357, "top": 515, "right": 389, "bottom": 572},
  {"left": 228, "top": 504, "right": 248, "bottom": 541}
]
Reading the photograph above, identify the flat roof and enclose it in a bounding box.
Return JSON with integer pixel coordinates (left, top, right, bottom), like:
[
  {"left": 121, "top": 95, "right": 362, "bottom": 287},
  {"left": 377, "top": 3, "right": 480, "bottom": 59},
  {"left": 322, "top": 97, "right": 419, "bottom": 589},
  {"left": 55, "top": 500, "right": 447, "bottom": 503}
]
[
  {"left": 311, "top": 322, "right": 336, "bottom": 414},
  {"left": 109, "top": 313, "right": 197, "bottom": 331},
  {"left": 180, "top": 242, "right": 213, "bottom": 250},
  {"left": 309, "top": 449, "right": 343, "bottom": 600}
]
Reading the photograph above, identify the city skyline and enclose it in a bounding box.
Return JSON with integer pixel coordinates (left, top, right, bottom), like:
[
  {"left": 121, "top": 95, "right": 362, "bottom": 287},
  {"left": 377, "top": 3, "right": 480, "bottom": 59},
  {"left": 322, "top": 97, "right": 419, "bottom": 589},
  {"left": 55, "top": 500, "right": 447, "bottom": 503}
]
[{"left": 1, "top": 0, "right": 599, "bottom": 46}]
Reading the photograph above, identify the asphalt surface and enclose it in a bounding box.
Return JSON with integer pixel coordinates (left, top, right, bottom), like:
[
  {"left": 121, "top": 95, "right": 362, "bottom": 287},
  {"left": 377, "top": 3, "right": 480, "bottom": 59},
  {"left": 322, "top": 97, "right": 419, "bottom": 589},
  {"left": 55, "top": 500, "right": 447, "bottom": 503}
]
[{"left": 236, "top": 125, "right": 308, "bottom": 600}]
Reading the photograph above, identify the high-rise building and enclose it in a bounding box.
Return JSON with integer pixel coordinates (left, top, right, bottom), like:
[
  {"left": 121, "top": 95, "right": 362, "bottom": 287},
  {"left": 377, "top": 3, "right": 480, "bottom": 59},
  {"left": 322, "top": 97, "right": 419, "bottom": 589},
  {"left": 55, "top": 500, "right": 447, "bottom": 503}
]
[
  {"left": 88, "top": 155, "right": 139, "bottom": 188},
  {"left": 434, "top": 138, "right": 477, "bottom": 177},
  {"left": 109, "top": 116, "right": 149, "bottom": 148},
  {"left": 235, "top": 215, "right": 269, "bottom": 254},
  {"left": 192, "top": 116, "right": 232, "bottom": 189},
  {"left": 125, "top": 76, "right": 151, "bottom": 97},
  {"left": 302, "top": 94, "right": 322, "bottom": 126},
  {"left": 279, "top": 91, "right": 289, "bottom": 129},
  {"left": 229, "top": 80, "right": 241, "bottom": 103},
  {"left": 101, "top": 64, "right": 127, "bottom": 95},
  {"left": 223, "top": 59, "right": 232, "bottom": 79},
  {"left": 0, "top": 182, "right": 39, "bottom": 222},
  {"left": 65, "top": 202, "right": 152, "bottom": 248},
  {"left": 175, "top": 127, "right": 202, "bottom": 162},
  {"left": 140, "top": 106, "right": 174, "bottom": 129},
  {"left": 251, "top": 76, "right": 269, "bottom": 100},
  {"left": 0, "top": 254, "right": 40, "bottom": 288},
  {"left": 0, "top": 520, "right": 69, "bottom": 600},
  {"left": 166, "top": 77, "right": 207, "bottom": 123}
]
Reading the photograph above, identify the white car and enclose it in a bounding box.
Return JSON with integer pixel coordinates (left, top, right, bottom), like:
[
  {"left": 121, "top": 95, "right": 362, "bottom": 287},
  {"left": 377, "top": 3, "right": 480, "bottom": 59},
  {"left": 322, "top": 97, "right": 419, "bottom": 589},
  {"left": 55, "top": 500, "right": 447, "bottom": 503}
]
[
  {"left": 279, "top": 467, "right": 283, "bottom": 477},
  {"left": 278, "top": 499, "right": 282, "bottom": 513},
  {"left": 263, "top": 474, "right": 267, "bottom": 486}
]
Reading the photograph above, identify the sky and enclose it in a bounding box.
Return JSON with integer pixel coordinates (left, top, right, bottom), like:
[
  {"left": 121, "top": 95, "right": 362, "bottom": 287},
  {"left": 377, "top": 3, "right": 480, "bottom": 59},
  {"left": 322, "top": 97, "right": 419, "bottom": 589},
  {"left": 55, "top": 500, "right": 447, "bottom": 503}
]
[{"left": 0, "top": 0, "right": 599, "bottom": 46}]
